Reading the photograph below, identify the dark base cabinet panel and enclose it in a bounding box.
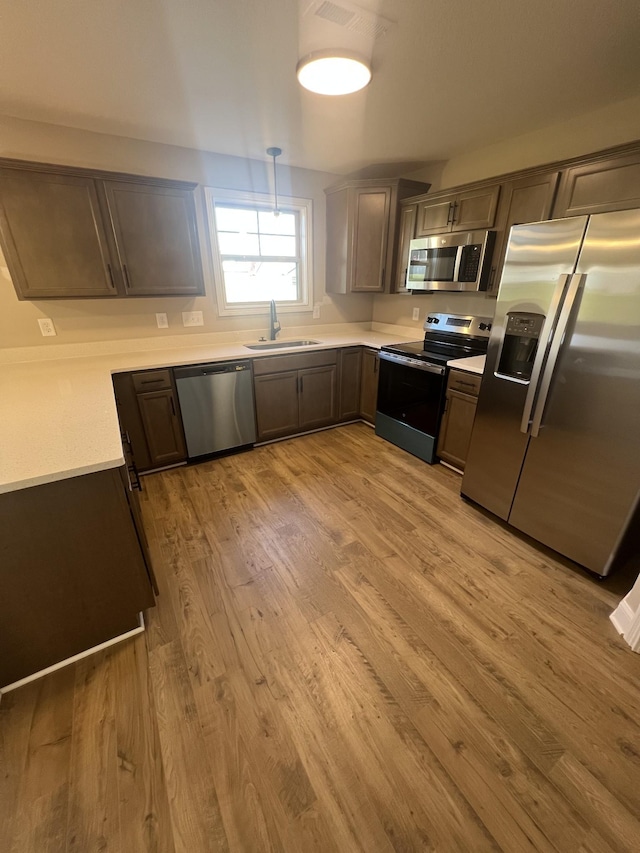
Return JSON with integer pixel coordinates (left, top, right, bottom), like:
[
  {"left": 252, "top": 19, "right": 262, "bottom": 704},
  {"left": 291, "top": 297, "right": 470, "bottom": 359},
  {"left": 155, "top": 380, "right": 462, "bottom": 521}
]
[
  {"left": 0, "top": 467, "right": 155, "bottom": 688},
  {"left": 338, "top": 347, "right": 362, "bottom": 420},
  {"left": 298, "top": 365, "right": 337, "bottom": 430},
  {"left": 254, "top": 371, "right": 300, "bottom": 441},
  {"left": 359, "top": 348, "right": 380, "bottom": 424}
]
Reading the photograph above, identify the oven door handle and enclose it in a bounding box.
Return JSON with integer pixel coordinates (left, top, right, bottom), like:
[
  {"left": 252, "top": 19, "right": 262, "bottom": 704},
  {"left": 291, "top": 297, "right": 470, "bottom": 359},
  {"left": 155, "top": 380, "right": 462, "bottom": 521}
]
[{"left": 379, "top": 351, "right": 445, "bottom": 375}]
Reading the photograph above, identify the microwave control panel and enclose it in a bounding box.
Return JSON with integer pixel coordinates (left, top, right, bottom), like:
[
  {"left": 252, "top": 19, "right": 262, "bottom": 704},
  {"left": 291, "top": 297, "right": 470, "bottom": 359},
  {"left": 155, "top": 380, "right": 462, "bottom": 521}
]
[{"left": 458, "top": 244, "right": 482, "bottom": 282}]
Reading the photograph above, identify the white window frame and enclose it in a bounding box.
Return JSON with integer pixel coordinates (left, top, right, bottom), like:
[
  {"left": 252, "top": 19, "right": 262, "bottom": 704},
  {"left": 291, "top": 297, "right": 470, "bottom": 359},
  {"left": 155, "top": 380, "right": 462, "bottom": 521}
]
[{"left": 204, "top": 187, "right": 313, "bottom": 316}]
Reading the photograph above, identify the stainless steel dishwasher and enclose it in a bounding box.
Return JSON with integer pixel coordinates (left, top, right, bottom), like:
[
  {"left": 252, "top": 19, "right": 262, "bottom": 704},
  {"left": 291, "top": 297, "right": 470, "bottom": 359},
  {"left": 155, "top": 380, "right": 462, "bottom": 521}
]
[{"left": 174, "top": 361, "right": 256, "bottom": 460}]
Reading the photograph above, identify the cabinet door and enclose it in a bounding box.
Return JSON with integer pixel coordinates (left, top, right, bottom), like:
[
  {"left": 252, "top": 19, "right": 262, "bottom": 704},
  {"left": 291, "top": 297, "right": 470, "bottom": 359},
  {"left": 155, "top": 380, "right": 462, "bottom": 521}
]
[
  {"left": 112, "top": 373, "right": 152, "bottom": 472},
  {"left": 359, "top": 349, "right": 379, "bottom": 424},
  {"left": 254, "top": 371, "right": 300, "bottom": 441},
  {"left": 338, "top": 348, "right": 362, "bottom": 421},
  {"left": 436, "top": 389, "right": 478, "bottom": 471},
  {"left": 452, "top": 184, "right": 500, "bottom": 232},
  {"left": 299, "top": 365, "right": 337, "bottom": 430},
  {"left": 488, "top": 172, "right": 560, "bottom": 295},
  {"left": 394, "top": 204, "right": 417, "bottom": 293},
  {"left": 415, "top": 197, "right": 453, "bottom": 236},
  {"left": 0, "top": 168, "right": 118, "bottom": 299},
  {"left": 351, "top": 187, "right": 391, "bottom": 292},
  {"left": 553, "top": 151, "right": 640, "bottom": 217},
  {"left": 104, "top": 181, "right": 204, "bottom": 296},
  {"left": 137, "top": 389, "right": 187, "bottom": 468}
]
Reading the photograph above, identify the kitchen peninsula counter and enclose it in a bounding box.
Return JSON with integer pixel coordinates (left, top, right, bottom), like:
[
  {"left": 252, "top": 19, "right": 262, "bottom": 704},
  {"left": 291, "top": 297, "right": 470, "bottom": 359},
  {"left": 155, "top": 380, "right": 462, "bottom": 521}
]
[{"left": 1, "top": 326, "right": 418, "bottom": 494}]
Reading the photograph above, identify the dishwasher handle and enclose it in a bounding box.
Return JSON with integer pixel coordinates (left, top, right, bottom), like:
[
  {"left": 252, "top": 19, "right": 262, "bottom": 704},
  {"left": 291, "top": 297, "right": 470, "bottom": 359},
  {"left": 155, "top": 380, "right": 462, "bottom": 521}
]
[{"left": 174, "top": 361, "right": 252, "bottom": 380}]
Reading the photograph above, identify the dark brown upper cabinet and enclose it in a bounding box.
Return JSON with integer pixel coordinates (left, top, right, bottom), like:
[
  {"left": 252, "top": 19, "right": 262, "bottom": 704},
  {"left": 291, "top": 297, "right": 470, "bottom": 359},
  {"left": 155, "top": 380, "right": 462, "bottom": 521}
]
[
  {"left": 325, "top": 177, "right": 430, "bottom": 295},
  {"left": 414, "top": 184, "right": 500, "bottom": 236},
  {"left": 487, "top": 171, "right": 560, "bottom": 294},
  {"left": 0, "top": 159, "right": 204, "bottom": 300},
  {"left": 553, "top": 149, "right": 640, "bottom": 218},
  {"left": 103, "top": 181, "right": 203, "bottom": 297},
  {"left": 0, "top": 168, "right": 118, "bottom": 299}
]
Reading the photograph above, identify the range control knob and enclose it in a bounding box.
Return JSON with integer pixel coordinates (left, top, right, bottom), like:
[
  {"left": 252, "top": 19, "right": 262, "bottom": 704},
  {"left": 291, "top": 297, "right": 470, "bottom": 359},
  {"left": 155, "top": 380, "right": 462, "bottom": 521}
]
[
  {"left": 479, "top": 322, "right": 492, "bottom": 331},
  {"left": 427, "top": 316, "right": 439, "bottom": 324}
]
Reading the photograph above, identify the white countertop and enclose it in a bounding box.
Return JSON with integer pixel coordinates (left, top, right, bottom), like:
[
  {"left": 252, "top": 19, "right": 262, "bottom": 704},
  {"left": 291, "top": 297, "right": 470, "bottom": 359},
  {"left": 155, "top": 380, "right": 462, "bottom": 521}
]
[
  {"left": 1, "top": 329, "right": 420, "bottom": 494},
  {"left": 446, "top": 354, "right": 486, "bottom": 375}
]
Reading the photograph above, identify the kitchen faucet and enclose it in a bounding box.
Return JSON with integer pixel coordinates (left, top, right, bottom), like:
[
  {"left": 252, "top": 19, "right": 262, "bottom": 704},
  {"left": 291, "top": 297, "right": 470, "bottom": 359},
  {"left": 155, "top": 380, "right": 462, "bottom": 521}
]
[{"left": 269, "top": 299, "right": 281, "bottom": 340}]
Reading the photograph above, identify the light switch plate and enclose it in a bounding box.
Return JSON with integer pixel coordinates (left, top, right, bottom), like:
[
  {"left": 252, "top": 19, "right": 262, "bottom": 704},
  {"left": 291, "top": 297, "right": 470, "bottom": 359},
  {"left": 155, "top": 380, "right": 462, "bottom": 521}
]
[
  {"left": 156, "top": 313, "right": 169, "bottom": 328},
  {"left": 38, "top": 318, "right": 56, "bottom": 336},
  {"left": 313, "top": 304, "right": 321, "bottom": 319},
  {"left": 412, "top": 307, "right": 420, "bottom": 321},
  {"left": 182, "top": 311, "right": 204, "bottom": 327}
]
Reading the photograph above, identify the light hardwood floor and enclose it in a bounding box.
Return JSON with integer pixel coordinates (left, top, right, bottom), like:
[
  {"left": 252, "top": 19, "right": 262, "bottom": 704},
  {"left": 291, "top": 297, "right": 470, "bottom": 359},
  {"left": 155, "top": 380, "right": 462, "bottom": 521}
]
[{"left": 2, "top": 423, "right": 640, "bottom": 852}]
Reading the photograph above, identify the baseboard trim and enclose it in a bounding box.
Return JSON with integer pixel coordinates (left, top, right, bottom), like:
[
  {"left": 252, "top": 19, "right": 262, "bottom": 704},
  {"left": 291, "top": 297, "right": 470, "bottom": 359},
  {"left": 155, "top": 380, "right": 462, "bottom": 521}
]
[
  {"left": 0, "top": 612, "right": 145, "bottom": 695},
  {"left": 610, "top": 600, "right": 640, "bottom": 653}
]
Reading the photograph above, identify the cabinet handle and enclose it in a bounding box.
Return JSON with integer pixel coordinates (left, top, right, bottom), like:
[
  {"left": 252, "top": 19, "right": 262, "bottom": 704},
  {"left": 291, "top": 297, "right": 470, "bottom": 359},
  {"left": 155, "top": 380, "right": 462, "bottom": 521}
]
[
  {"left": 170, "top": 396, "right": 176, "bottom": 416},
  {"left": 122, "top": 264, "right": 132, "bottom": 289},
  {"left": 140, "top": 378, "right": 164, "bottom": 385},
  {"left": 450, "top": 201, "right": 458, "bottom": 224},
  {"left": 373, "top": 356, "right": 378, "bottom": 374},
  {"left": 106, "top": 263, "right": 115, "bottom": 289},
  {"left": 127, "top": 464, "right": 142, "bottom": 491},
  {"left": 447, "top": 203, "right": 454, "bottom": 225},
  {"left": 300, "top": 376, "right": 304, "bottom": 394}
]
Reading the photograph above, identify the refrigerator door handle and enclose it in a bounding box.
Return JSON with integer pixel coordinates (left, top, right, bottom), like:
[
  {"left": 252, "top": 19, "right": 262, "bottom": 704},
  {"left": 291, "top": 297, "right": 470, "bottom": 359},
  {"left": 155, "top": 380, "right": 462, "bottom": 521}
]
[
  {"left": 530, "top": 273, "right": 586, "bottom": 438},
  {"left": 519, "top": 273, "right": 571, "bottom": 435}
]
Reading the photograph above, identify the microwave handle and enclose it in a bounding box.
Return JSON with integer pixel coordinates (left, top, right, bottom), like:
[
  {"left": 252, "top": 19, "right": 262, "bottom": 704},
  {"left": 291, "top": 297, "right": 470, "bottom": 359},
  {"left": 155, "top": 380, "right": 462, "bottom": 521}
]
[{"left": 452, "top": 244, "right": 463, "bottom": 282}]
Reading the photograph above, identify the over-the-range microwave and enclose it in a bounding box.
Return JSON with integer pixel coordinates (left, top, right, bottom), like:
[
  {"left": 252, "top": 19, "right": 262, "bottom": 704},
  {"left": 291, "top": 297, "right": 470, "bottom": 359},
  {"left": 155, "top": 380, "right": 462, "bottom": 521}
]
[{"left": 406, "top": 229, "right": 496, "bottom": 292}]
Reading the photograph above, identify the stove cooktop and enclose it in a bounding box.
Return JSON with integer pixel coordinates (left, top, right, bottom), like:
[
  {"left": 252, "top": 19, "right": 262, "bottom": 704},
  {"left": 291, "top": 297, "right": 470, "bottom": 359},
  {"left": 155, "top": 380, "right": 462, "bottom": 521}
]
[{"left": 381, "top": 312, "right": 492, "bottom": 366}]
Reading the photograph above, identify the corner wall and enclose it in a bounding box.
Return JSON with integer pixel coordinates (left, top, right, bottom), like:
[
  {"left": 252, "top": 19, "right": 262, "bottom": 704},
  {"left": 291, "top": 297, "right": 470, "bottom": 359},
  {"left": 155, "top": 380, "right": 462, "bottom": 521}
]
[{"left": 0, "top": 115, "right": 374, "bottom": 349}]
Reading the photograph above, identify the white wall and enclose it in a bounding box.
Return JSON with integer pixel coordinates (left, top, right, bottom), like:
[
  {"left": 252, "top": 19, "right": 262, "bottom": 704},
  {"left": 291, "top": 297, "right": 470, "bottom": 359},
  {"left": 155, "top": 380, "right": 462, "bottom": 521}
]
[
  {"left": 0, "top": 115, "right": 374, "bottom": 349},
  {"left": 439, "top": 92, "right": 640, "bottom": 188}
]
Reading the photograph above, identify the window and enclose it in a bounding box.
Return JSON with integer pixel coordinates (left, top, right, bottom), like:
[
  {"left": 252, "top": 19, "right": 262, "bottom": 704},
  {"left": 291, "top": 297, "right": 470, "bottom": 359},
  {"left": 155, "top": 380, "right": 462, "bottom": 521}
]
[{"left": 205, "top": 188, "right": 313, "bottom": 315}]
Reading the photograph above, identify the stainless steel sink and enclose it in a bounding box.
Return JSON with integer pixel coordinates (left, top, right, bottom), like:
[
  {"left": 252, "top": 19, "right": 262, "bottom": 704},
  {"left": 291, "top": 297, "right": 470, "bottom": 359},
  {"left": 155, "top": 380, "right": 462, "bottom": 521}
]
[{"left": 244, "top": 339, "right": 321, "bottom": 350}]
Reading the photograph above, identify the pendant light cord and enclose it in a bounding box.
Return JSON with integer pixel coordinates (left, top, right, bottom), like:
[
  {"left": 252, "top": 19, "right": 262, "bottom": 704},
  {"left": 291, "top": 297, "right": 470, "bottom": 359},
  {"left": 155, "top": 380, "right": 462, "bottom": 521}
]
[{"left": 266, "top": 147, "right": 282, "bottom": 216}]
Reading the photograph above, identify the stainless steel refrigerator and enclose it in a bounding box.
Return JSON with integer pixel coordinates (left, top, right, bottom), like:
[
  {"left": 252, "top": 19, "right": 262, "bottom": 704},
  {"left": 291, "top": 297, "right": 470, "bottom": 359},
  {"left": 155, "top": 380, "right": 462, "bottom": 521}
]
[{"left": 462, "top": 209, "right": 640, "bottom": 577}]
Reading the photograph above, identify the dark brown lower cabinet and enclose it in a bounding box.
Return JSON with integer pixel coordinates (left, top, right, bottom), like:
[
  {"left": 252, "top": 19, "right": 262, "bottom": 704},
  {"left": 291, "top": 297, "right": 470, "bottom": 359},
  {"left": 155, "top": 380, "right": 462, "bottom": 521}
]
[
  {"left": 254, "top": 371, "right": 300, "bottom": 441},
  {"left": 299, "top": 365, "right": 337, "bottom": 430},
  {"left": 0, "top": 467, "right": 155, "bottom": 688},
  {"left": 359, "top": 348, "right": 380, "bottom": 424},
  {"left": 112, "top": 368, "right": 186, "bottom": 472},
  {"left": 338, "top": 347, "right": 362, "bottom": 421},
  {"left": 254, "top": 365, "right": 337, "bottom": 441},
  {"left": 437, "top": 369, "right": 482, "bottom": 471},
  {"left": 137, "top": 388, "right": 186, "bottom": 468}
]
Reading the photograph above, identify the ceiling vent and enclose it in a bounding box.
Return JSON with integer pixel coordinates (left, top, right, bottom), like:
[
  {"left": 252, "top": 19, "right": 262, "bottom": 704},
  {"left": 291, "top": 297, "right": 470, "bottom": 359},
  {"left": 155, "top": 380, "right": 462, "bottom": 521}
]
[{"left": 303, "top": 0, "right": 394, "bottom": 41}]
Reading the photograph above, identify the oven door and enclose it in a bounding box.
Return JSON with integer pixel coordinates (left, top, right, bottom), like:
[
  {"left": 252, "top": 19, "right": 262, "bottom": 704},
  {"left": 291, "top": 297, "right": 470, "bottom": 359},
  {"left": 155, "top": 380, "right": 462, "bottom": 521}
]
[{"left": 375, "top": 352, "right": 446, "bottom": 464}]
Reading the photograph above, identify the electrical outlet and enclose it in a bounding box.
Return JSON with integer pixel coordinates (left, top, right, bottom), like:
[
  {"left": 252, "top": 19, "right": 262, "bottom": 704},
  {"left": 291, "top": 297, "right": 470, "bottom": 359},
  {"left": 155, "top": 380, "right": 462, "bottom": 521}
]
[
  {"left": 313, "top": 304, "right": 321, "bottom": 319},
  {"left": 156, "top": 313, "right": 169, "bottom": 329},
  {"left": 412, "top": 307, "right": 420, "bottom": 321},
  {"left": 182, "top": 311, "right": 204, "bottom": 327},
  {"left": 38, "top": 318, "right": 56, "bottom": 337}
]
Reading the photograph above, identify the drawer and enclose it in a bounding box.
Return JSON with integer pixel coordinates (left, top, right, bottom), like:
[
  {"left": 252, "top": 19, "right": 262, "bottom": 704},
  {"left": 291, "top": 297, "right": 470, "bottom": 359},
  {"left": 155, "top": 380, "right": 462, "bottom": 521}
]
[
  {"left": 131, "top": 369, "right": 173, "bottom": 393},
  {"left": 252, "top": 348, "right": 337, "bottom": 376},
  {"left": 447, "top": 369, "right": 481, "bottom": 396}
]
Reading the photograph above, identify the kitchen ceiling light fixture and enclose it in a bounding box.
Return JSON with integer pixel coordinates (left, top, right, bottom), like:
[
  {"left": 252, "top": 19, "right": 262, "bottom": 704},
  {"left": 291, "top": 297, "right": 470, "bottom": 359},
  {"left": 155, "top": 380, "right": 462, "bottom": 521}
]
[{"left": 296, "top": 49, "right": 371, "bottom": 95}]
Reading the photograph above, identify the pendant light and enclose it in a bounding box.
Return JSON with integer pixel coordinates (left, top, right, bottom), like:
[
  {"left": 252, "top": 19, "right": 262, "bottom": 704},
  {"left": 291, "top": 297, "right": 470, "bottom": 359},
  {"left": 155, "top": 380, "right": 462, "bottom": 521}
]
[
  {"left": 266, "top": 147, "right": 282, "bottom": 216},
  {"left": 296, "top": 49, "right": 371, "bottom": 95}
]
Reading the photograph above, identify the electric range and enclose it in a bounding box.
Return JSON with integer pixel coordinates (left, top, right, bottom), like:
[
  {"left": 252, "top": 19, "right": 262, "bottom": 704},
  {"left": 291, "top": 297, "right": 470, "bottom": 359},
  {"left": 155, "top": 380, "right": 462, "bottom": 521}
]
[{"left": 375, "top": 312, "right": 492, "bottom": 463}]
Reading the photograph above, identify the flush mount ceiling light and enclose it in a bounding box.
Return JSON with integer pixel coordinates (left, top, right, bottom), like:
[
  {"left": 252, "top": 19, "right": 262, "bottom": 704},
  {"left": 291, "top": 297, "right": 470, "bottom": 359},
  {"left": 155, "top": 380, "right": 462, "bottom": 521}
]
[{"left": 296, "top": 50, "right": 372, "bottom": 95}]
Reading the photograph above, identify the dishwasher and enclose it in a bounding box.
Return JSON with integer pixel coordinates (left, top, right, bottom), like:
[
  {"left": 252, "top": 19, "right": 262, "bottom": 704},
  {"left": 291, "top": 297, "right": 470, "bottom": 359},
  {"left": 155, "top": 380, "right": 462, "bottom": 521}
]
[{"left": 174, "top": 361, "right": 256, "bottom": 460}]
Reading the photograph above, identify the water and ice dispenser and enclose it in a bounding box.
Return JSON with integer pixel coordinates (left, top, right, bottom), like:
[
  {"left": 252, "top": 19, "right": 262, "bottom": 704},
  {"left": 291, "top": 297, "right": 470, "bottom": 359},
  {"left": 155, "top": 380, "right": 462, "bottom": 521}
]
[{"left": 496, "top": 312, "right": 545, "bottom": 382}]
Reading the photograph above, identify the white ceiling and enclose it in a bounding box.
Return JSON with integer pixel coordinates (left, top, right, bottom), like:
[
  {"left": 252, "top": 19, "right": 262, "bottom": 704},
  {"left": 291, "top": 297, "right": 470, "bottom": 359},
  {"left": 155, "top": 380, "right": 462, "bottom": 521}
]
[{"left": 1, "top": 0, "right": 639, "bottom": 175}]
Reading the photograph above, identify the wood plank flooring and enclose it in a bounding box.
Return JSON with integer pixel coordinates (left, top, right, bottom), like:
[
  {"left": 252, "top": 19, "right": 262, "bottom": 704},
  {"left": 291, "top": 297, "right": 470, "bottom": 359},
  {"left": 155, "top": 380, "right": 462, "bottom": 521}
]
[{"left": 2, "top": 423, "right": 640, "bottom": 852}]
